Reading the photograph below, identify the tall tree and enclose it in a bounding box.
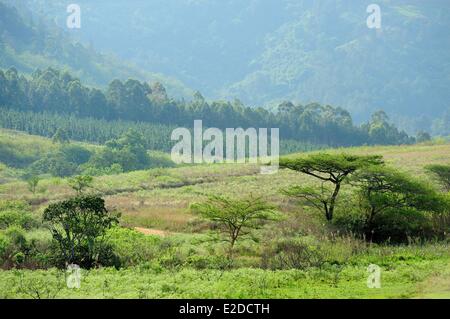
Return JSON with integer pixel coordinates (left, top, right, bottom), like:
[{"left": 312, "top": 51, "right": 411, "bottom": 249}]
[
  {"left": 191, "top": 195, "right": 277, "bottom": 259},
  {"left": 280, "top": 153, "right": 384, "bottom": 221}
]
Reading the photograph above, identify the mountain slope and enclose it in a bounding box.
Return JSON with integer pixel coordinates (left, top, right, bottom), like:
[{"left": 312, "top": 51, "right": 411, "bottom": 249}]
[
  {"left": 14, "top": 0, "right": 450, "bottom": 133},
  {"left": 0, "top": 1, "right": 192, "bottom": 98}
]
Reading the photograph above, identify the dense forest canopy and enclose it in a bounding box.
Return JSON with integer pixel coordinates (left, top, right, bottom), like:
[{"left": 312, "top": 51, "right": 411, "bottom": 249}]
[
  {"left": 8, "top": 0, "right": 450, "bottom": 135},
  {"left": 0, "top": 67, "right": 414, "bottom": 148}
]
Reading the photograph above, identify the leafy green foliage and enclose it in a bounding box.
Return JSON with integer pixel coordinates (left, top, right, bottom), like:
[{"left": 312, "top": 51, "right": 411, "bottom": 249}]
[
  {"left": 0, "top": 138, "right": 40, "bottom": 168},
  {"left": 362, "top": 111, "right": 413, "bottom": 145},
  {"left": 68, "top": 175, "right": 93, "bottom": 195},
  {"left": 28, "top": 151, "right": 78, "bottom": 177},
  {"left": 261, "top": 237, "right": 328, "bottom": 270},
  {"left": 0, "top": 226, "right": 29, "bottom": 268},
  {"left": 281, "top": 153, "right": 384, "bottom": 220},
  {"left": 191, "top": 195, "right": 277, "bottom": 258},
  {"left": 345, "top": 166, "right": 449, "bottom": 242},
  {"left": 26, "top": 175, "right": 39, "bottom": 194},
  {"left": 416, "top": 131, "right": 432, "bottom": 143},
  {"left": 105, "top": 227, "right": 161, "bottom": 268},
  {"left": 42, "top": 195, "right": 120, "bottom": 269},
  {"left": 87, "top": 130, "right": 151, "bottom": 173},
  {"left": 0, "top": 201, "right": 37, "bottom": 230},
  {"left": 59, "top": 144, "right": 92, "bottom": 166}
]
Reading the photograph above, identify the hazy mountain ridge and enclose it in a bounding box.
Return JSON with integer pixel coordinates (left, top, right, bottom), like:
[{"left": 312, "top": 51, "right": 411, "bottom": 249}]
[
  {"left": 0, "top": 1, "right": 192, "bottom": 98},
  {"left": 2, "top": 0, "right": 450, "bottom": 134}
]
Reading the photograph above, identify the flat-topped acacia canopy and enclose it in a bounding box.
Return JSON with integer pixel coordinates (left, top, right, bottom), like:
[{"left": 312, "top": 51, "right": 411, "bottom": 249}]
[{"left": 280, "top": 153, "right": 384, "bottom": 220}]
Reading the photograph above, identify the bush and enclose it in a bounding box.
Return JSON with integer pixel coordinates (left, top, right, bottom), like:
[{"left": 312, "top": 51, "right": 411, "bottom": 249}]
[
  {"left": 147, "top": 152, "right": 176, "bottom": 169},
  {"left": 60, "top": 144, "right": 92, "bottom": 165},
  {"left": 0, "top": 141, "right": 37, "bottom": 168},
  {"left": 335, "top": 207, "right": 435, "bottom": 243},
  {"left": 87, "top": 130, "right": 151, "bottom": 173},
  {"left": 261, "top": 237, "right": 328, "bottom": 270},
  {"left": 185, "top": 255, "right": 230, "bottom": 270},
  {"left": 0, "top": 233, "right": 10, "bottom": 263},
  {"left": 68, "top": 175, "right": 93, "bottom": 194},
  {"left": 370, "top": 208, "right": 434, "bottom": 243},
  {"left": 29, "top": 152, "right": 77, "bottom": 177},
  {"left": 106, "top": 227, "right": 160, "bottom": 267},
  {"left": 0, "top": 226, "right": 30, "bottom": 268},
  {"left": 0, "top": 210, "right": 36, "bottom": 230},
  {"left": 0, "top": 201, "right": 38, "bottom": 230},
  {"left": 0, "top": 200, "right": 29, "bottom": 213}
]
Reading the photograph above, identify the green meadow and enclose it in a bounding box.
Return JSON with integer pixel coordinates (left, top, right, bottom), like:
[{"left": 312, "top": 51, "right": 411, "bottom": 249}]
[{"left": 1, "top": 129, "right": 449, "bottom": 299}]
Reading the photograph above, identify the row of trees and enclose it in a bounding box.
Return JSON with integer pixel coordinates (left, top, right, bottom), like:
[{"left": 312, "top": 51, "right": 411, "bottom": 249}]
[
  {"left": 0, "top": 67, "right": 414, "bottom": 147},
  {"left": 0, "top": 108, "right": 176, "bottom": 152},
  {"left": 0, "top": 108, "right": 335, "bottom": 157}
]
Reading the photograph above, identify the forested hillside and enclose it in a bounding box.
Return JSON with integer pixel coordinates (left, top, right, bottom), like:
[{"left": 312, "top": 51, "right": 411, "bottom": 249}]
[
  {"left": 13, "top": 0, "right": 450, "bottom": 134},
  {"left": 0, "top": 1, "right": 191, "bottom": 97},
  {"left": 0, "top": 67, "right": 414, "bottom": 147}
]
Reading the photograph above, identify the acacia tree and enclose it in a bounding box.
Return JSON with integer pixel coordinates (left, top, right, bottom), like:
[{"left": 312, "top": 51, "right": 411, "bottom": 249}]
[
  {"left": 280, "top": 153, "right": 383, "bottom": 221},
  {"left": 43, "top": 195, "right": 119, "bottom": 268},
  {"left": 68, "top": 175, "right": 94, "bottom": 195},
  {"left": 350, "top": 166, "right": 447, "bottom": 239},
  {"left": 26, "top": 175, "right": 40, "bottom": 194},
  {"left": 190, "top": 195, "right": 277, "bottom": 259}
]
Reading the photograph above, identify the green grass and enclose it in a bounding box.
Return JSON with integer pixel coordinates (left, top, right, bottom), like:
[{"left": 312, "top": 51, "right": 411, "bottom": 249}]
[
  {"left": 1, "top": 244, "right": 448, "bottom": 299},
  {"left": 1, "top": 133, "right": 449, "bottom": 231},
  {"left": 1, "top": 129, "right": 449, "bottom": 299}
]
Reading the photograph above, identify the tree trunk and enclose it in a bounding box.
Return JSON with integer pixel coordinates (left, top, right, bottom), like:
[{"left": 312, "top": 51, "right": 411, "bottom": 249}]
[{"left": 327, "top": 182, "right": 341, "bottom": 221}]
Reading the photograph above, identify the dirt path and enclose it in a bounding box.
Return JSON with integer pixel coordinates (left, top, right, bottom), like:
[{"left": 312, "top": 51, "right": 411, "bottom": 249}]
[{"left": 134, "top": 227, "right": 171, "bottom": 237}]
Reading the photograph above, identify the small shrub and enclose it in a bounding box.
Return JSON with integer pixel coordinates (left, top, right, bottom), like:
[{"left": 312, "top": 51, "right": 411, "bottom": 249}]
[
  {"left": 68, "top": 175, "right": 93, "bottom": 194},
  {"left": 15, "top": 270, "right": 64, "bottom": 299},
  {"left": 185, "top": 255, "right": 229, "bottom": 270},
  {"left": 0, "top": 226, "right": 31, "bottom": 269},
  {"left": 106, "top": 227, "right": 160, "bottom": 267},
  {"left": 0, "top": 210, "right": 37, "bottom": 230},
  {"left": 261, "top": 237, "right": 328, "bottom": 270}
]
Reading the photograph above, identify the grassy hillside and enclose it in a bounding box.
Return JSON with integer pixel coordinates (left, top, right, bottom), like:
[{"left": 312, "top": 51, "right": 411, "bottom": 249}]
[
  {"left": 2, "top": 134, "right": 449, "bottom": 230},
  {"left": 0, "top": 130, "right": 449, "bottom": 299}
]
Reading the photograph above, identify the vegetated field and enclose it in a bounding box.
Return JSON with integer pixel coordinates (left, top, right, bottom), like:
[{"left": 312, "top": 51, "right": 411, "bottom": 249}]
[{"left": 0, "top": 129, "right": 449, "bottom": 299}]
